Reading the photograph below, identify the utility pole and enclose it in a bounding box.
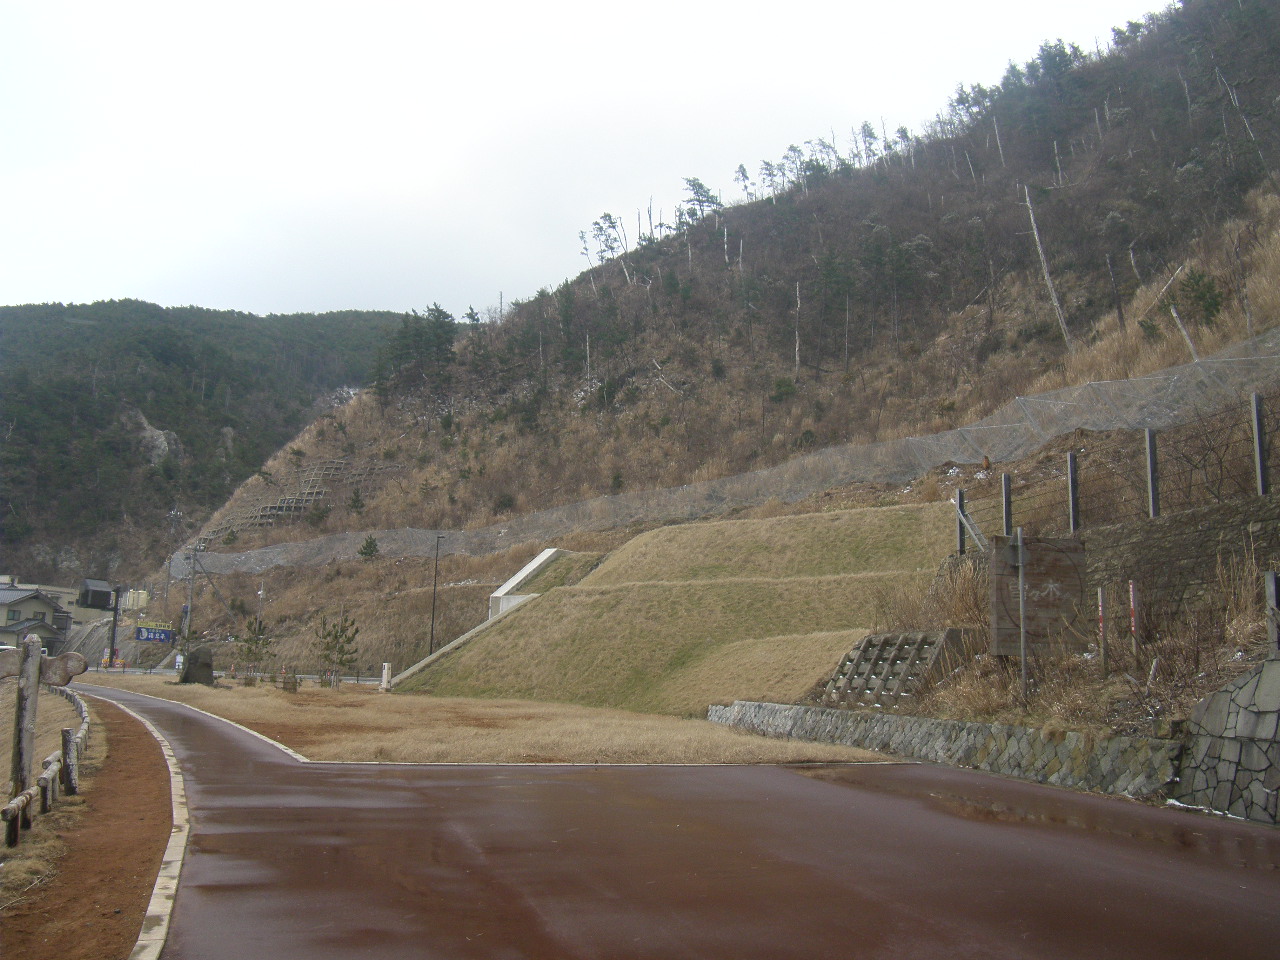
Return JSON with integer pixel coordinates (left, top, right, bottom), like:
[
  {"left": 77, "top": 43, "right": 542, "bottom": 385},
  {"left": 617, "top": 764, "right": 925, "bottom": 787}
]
[
  {"left": 164, "top": 506, "right": 181, "bottom": 613},
  {"left": 181, "top": 550, "right": 195, "bottom": 647},
  {"left": 108, "top": 586, "right": 122, "bottom": 669}
]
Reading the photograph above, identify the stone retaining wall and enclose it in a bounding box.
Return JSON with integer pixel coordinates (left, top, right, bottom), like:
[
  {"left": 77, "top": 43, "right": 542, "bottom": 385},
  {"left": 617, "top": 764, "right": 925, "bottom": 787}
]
[
  {"left": 1172, "top": 658, "right": 1280, "bottom": 822},
  {"left": 707, "top": 701, "right": 1182, "bottom": 797},
  {"left": 1081, "top": 494, "right": 1280, "bottom": 609}
]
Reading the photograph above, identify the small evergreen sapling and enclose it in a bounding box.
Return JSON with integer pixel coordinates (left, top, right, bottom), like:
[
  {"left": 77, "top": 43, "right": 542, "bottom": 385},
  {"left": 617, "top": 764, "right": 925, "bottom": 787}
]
[{"left": 315, "top": 612, "right": 360, "bottom": 687}]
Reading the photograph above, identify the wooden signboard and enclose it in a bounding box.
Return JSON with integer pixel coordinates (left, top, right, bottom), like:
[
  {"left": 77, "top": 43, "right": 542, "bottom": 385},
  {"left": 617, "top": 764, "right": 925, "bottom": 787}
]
[{"left": 989, "top": 536, "right": 1088, "bottom": 657}]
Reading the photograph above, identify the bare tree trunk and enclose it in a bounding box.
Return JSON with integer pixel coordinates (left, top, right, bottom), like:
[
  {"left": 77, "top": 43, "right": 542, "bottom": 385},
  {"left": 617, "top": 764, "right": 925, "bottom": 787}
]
[
  {"left": 844, "top": 295, "right": 851, "bottom": 373},
  {"left": 1106, "top": 254, "right": 1126, "bottom": 329},
  {"left": 1218, "top": 68, "right": 1280, "bottom": 194},
  {"left": 1177, "top": 68, "right": 1193, "bottom": 128},
  {"left": 1168, "top": 304, "right": 1200, "bottom": 362},
  {"left": 1025, "top": 187, "right": 1073, "bottom": 352},
  {"left": 794, "top": 282, "right": 801, "bottom": 381}
]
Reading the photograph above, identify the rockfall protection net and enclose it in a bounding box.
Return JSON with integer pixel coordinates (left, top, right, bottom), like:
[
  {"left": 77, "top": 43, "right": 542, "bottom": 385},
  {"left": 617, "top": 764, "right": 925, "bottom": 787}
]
[{"left": 175, "top": 328, "right": 1280, "bottom": 577}]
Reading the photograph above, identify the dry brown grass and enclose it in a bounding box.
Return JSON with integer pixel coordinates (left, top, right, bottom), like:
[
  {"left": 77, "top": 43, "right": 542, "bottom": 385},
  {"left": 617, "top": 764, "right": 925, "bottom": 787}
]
[
  {"left": 661, "top": 629, "right": 869, "bottom": 715},
  {"left": 868, "top": 556, "right": 989, "bottom": 639},
  {"left": 901, "top": 547, "right": 1275, "bottom": 736},
  {"left": 183, "top": 188, "right": 1280, "bottom": 580},
  {"left": 401, "top": 503, "right": 950, "bottom": 714},
  {"left": 77, "top": 674, "right": 884, "bottom": 764},
  {"left": 2, "top": 680, "right": 80, "bottom": 798},
  {"left": 583, "top": 503, "right": 952, "bottom": 585},
  {"left": 1023, "top": 189, "right": 1280, "bottom": 395},
  {"left": 408, "top": 573, "right": 924, "bottom": 712},
  {"left": 0, "top": 796, "right": 89, "bottom": 911},
  {"left": 517, "top": 551, "right": 602, "bottom": 592},
  {"left": 157, "top": 547, "right": 533, "bottom": 677},
  {"left": 0, "top": 694, "right": 102, "bottom": 910}
]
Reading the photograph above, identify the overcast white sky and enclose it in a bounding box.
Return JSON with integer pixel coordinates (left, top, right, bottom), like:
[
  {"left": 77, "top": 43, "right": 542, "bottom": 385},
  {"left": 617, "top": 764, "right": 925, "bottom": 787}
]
[{"left": 1, "top": 1, "right": 1165, "bottom": 318}]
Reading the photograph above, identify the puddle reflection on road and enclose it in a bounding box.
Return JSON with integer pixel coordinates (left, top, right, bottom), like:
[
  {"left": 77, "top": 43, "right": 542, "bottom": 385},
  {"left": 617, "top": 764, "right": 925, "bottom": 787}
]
[{"left": 790, "top": 762, "right": 1280, "bottom": 871}]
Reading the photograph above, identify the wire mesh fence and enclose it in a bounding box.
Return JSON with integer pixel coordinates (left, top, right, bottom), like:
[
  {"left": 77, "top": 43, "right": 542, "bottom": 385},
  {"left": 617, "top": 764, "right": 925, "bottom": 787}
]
[{"left": 963, "top": 388, "right": 1279, "bottom": 548}]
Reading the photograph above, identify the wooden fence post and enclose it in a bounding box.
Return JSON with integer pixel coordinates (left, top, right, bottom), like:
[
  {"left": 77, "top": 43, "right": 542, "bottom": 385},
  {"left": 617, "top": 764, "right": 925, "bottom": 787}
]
[
  {"left": 1145, "top": 429, "right": 1160, "bottom": 519},
  {"left": 39, "top": 755, "right": 59, "bottom": 814},
  {"left": 1067, "top": 451, "right": 1081, "bottom": 533},
  {"left": 8, "top": 638, "right": 41, "bottom": 808},
  {"left": 1252, "top": 392, "right": 1269, "bottom": 498},
  {"left": 1129, "top": 580, "right": 1142, "bottom": 668},
  {"left": 61, "top": 727, "right": 79, "bottom": 795},
  {"left": 1098, "top": 586, "right": 1109, "bottom": 678},
  {"left": 1002, "top": 474, "right": 1013, "bottom": 537},
  {"left": 956, "top": 489, "right": 967, "bottom": 556},
  {"left": 1266, "top": 571, "right": 1278, "bottom": 656}
]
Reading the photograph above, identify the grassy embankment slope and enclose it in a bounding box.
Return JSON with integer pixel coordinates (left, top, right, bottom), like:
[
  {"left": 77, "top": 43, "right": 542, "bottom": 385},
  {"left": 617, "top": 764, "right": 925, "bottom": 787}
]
[{"left": 401, "top": 502, "right": 954, "bottom": 715}]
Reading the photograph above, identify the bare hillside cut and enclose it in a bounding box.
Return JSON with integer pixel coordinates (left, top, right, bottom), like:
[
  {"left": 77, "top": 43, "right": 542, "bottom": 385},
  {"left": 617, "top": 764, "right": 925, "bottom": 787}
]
[{"left": 401, "top": 503, "right": 953, "bottom": 714}]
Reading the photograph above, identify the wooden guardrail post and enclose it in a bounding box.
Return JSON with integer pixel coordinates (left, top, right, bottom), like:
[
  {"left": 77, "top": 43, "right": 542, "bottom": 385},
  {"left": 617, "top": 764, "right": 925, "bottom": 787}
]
[
  {"left": 61, "top": 727, "right": 79, "bottom": 795},
  {"left": 38, "top": 752, "right": 61, "bottom": 814},
  {"left": 4, "top": 645, "right": 89, "bottom": 846},
  {"left": 8, "top": 638, "right": 41, "bottom": 807}
]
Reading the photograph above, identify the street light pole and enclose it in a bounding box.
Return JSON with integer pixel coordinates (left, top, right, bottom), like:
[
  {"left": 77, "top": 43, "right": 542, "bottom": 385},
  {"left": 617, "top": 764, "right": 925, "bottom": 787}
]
[{"left": 428, "top": 534, "right": 445, "bottom": 655}]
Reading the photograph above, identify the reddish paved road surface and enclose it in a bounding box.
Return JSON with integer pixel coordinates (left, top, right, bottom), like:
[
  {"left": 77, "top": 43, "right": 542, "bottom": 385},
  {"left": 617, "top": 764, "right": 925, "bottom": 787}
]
[{"left": 84, "top": 686, "right": 1280, "bottom": 960}]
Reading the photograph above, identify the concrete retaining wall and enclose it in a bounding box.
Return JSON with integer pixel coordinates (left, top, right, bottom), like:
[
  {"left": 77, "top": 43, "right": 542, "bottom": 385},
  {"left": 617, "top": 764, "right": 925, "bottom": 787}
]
[
  {"left": 488, "top": 548, "right": 564, "bottom": 619},
  {"left": 708, "top": 701, "right": 1182, "bottom": 797}
]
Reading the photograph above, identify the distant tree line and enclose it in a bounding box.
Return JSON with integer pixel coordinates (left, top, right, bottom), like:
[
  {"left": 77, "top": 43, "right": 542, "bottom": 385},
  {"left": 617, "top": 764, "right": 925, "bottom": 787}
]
[{"left": 0, "top": 299, "right": 397, "bottom": 578}]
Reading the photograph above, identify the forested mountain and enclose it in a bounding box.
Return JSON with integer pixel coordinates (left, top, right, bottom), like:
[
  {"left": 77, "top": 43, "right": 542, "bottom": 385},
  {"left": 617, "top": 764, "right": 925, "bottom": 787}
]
[
  {"left": 206, "top": 0, "right": 1277, "bottom": 550},
  {"left": 461, "top": 0, "right": 1277, "bottom": 396},
  {"left": 5, "top": 0, "right": 1279, "bottom": 592},
  {"left": 0, "top": 300, "right": 397, "bottom": 579}
]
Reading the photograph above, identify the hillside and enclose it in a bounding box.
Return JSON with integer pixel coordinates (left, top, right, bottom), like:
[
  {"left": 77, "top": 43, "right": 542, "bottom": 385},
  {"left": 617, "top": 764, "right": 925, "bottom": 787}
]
[
  {"left": 7, "top": 1, "right": 1279, "bottom": 680},
  {"left": 0, "top": 300, "right": 397, "bottom": 580},
  {"left": 399, "top": 504, "right": 953, "bottom": 714},
  {"left": 191, "top": 0, "right": 1280, "bottom": 560}
]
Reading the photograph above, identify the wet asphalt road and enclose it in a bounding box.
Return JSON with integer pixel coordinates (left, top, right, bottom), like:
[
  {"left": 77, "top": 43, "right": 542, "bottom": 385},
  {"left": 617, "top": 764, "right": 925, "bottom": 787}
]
[{"left": 83, "top": 686, "right": 1280, "bottom": 960}]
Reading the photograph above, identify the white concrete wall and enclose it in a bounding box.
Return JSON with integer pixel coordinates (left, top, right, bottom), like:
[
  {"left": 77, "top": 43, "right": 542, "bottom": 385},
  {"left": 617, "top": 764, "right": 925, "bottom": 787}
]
[{"left": 488, "top": 548, "right": 564, "bottom": 619}]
